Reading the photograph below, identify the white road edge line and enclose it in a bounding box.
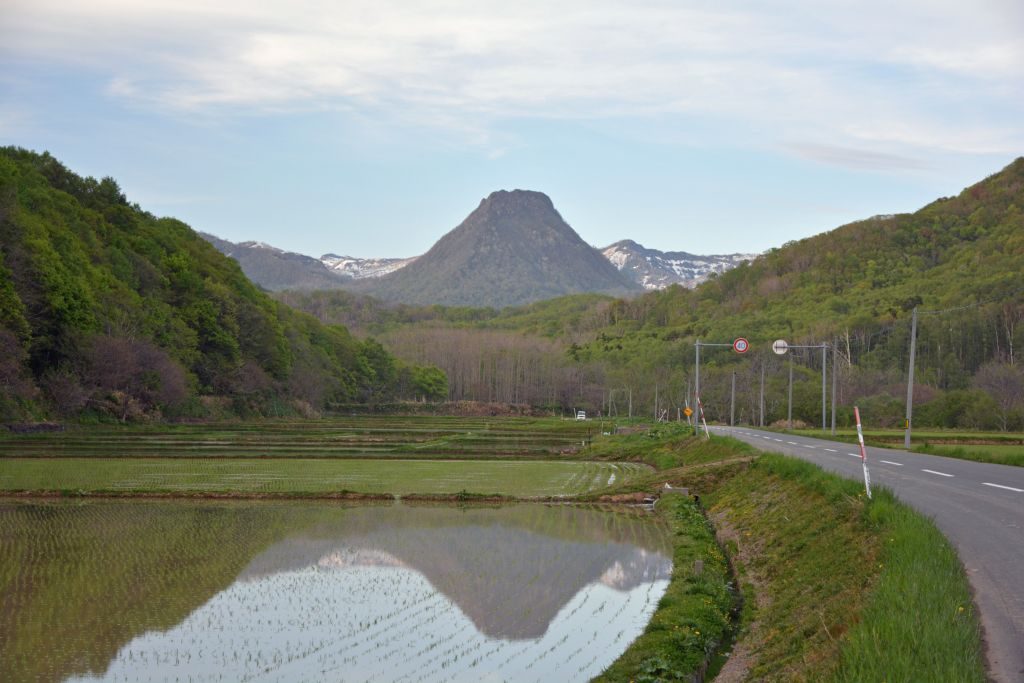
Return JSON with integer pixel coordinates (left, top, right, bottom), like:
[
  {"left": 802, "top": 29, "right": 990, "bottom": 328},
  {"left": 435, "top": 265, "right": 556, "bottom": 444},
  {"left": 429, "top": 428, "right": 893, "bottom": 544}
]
[
  {"left": 879, "top": 460, "right": 904, "bottom": 467},
  {"left": 982, "top": 482, "right": 1024, "bottom": 493},
  {"left": 922, "top": 469, "right": 954, "bottom": 478}
]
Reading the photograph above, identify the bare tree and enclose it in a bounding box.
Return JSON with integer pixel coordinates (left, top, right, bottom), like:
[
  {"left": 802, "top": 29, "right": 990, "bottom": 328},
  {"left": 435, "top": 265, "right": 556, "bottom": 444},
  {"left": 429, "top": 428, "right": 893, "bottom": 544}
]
[{"left": 973, "top": 362, "right": 1024, "bottom": 431}]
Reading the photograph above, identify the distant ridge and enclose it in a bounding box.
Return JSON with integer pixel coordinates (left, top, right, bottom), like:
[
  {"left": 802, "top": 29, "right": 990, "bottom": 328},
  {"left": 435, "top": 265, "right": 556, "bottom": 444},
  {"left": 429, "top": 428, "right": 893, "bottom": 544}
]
[
  {"left": 200, "top": 232, "right": 350, "bottom": 291},
  {"left": 200, "top": 194, "right": 758, "bottom": 303},
  {"left": 601, "top": 239, "right": 755, "bottom": 290},
  {"left": 348, "top": 190, "right": 642, "bottom": 308}
]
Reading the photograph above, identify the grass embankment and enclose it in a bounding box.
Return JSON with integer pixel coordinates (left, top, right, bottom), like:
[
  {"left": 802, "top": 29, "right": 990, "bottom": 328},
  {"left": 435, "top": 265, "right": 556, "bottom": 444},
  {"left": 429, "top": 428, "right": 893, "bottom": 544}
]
[
  {"left": 585, "top": 422, "right": 752, "bottom": 471},
  {"left": 593, "top": 432, "right": 986, "bottom": 682},
  {"left": 595, "top": 494, "right": 734, "bottom": 682}
]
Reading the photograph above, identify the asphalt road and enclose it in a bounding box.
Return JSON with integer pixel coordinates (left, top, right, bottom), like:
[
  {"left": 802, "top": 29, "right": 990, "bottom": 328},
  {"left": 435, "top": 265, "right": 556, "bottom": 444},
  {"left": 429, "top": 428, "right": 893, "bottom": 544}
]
[{"left": 710, "top": 425, "right": 1024, "bottom": 683}]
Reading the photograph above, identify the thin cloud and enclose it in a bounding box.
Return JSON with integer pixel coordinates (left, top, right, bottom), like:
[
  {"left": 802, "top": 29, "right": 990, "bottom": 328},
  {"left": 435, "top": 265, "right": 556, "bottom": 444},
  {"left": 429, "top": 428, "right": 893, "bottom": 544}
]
[
  {"left": 784, "top": 143, "right": 930, "bottom": 171},
  {"left": 3, "top": 0, "right": 1022, "bottom": 160}
]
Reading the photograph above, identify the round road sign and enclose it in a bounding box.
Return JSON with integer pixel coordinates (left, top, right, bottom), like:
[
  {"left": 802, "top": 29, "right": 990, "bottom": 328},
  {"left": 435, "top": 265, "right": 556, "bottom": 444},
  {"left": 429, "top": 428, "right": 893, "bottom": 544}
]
[
  {"left": 772, "top": 339, "right": 789, "bottom": 355},
  {"left": 733, "top": 338, "right": 749, "bottom": 354}
]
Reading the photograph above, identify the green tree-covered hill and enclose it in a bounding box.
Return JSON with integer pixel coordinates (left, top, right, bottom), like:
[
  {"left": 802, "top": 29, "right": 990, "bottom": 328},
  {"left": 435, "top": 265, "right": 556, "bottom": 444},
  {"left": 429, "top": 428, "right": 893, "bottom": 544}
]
[{"left": 0, "top": 148, "right": 445, "bottom": 421}]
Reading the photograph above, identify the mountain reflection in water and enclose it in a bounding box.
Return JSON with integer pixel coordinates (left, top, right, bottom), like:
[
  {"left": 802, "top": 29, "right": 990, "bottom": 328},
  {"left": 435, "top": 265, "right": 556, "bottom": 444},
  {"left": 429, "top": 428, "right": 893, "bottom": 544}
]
[
  {"left": 237, "top": 504, "right": 674, "bottom": 640},
  {"left": 1, "top": 500, "right": 672, "bottom": 683}
]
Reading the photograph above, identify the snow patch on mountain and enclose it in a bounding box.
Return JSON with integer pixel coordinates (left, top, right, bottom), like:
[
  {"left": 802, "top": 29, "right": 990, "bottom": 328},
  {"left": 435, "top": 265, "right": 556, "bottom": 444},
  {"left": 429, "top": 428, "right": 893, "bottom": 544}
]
[
  {"left": 601, "top": 240, "right": 756, "bottom": 290},
  {"left": 321, "top": 254, "right": 419, "bottom": 279}
]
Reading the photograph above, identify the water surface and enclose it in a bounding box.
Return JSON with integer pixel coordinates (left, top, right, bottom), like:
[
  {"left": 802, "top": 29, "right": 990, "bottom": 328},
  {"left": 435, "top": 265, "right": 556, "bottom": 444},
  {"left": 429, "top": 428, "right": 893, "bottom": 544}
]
[{"left": 0, "top": 500, "right": 672, "bottom": 682}]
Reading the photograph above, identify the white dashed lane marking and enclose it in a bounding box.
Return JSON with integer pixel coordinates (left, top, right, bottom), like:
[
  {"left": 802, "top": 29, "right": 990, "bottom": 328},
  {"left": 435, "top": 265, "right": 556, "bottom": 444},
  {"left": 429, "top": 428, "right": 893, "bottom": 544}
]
[
  {"left": 879, "top": 460, "right": 904, "bottom": 467},
  {"left": 824, "top": 448, "right": 837, "bottom": 452},
  {"left": 922, "top": 469, "right": 954, "bottom": 478},
  {"left": 982, "top": 483, "right": 1024, "bottom": 493}
]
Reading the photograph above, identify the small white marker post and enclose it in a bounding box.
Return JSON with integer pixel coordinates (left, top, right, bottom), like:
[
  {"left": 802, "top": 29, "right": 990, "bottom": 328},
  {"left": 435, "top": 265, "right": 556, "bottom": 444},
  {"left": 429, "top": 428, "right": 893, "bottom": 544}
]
[{"left": 854, "top": 406, "right": 872, "bottom": 499}]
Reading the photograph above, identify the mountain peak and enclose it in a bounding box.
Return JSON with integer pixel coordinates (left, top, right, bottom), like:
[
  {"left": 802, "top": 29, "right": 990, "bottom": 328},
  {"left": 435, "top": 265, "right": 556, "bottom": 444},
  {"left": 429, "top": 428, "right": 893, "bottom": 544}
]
[
  {"left": 349, "top": 190, "right": 640, "bottom": 307},
  {"left": 480, "top": 189, "right": 555, "bottom": 211}
]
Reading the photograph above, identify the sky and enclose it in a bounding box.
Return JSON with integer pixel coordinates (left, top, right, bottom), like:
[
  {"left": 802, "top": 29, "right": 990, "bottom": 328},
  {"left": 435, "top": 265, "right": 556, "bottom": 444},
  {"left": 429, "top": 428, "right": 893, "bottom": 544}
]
[{"left": 2, "top": 0, "right": 1022, "bottom": 259}]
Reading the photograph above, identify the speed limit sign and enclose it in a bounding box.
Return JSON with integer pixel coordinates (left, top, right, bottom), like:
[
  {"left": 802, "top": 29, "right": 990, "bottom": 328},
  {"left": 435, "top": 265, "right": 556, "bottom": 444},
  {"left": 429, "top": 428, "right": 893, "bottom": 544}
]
[{"left": 733, "top": 338, "right": 749, "bottom": 354}]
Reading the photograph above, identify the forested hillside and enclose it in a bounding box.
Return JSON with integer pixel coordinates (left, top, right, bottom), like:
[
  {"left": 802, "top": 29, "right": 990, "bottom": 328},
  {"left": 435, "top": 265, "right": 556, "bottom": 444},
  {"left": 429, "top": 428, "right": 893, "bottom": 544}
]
[
  {"left": 0, "top": 148, "right": 445, "bottom": 422},
  {"left": 284, "top": 159, "right": 1024, "bottom": 429}
]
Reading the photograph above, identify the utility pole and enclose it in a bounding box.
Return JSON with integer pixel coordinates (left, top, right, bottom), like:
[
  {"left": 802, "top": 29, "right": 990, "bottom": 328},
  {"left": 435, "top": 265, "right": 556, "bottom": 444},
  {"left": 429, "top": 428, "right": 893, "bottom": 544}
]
[
  {"left": 904, "top": 306, "right": 918, "bottom": 449},
  {"left": 759, "top": 363, "right": 765, "bottom": 427},
  {"left": 730, "top": 371, "right": 736, "bottom": 426},
  {"left": 822, "top": 344, "right": 827, "bottom": 432},
  {"left": 787, "top": 358, "right": 793, "bottom": 429},
  {"left": 694, "top": 339, "right": 700, "bottom": 435},
  {"left": 831, "top": 340, "right": 837, "bottom": 435}
]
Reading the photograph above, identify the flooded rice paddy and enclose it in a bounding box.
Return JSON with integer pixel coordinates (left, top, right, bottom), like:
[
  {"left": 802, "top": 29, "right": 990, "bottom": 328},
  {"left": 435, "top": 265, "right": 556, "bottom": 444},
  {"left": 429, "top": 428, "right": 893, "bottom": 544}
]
[{"left": 1, "top": 500, "right": 673, "bottom": 683}]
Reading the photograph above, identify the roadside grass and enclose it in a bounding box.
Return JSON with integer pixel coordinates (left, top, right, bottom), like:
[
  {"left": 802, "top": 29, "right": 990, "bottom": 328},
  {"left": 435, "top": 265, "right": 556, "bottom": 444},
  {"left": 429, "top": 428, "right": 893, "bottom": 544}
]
[
  {"left": 785, "top": 427, "right": 1024, "bottom": 467},
  {"left": 594, "top": 495, "right": 734, "bottom": 683},
  {"left": 912, "top": 442, "right": 1024, "bottom": 467},
  {"left": 0, "top": 458, "right": 645, "bottom": 498},
  {"left": 790, "top": 427, "right": 1024, "bottom": 445},
  {"left": 704, "top": 452, "right": 985, "bottom": 682}
]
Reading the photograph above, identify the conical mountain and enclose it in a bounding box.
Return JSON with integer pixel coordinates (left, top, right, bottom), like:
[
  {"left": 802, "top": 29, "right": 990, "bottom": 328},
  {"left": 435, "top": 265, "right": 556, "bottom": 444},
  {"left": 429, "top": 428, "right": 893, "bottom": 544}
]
[{"left": 351, "top": 190, "right": 642, "bottom": 308}]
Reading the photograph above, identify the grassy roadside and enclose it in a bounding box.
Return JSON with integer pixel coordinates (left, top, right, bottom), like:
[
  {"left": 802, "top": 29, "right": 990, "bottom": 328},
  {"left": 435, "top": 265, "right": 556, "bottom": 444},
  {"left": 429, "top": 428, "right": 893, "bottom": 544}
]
[
  {"left": 787, "top": 427, "right": 1024, "bottom": 467},
  {"left": 595, "top": 432, "right": 987, "bottom": 683},
  {"left": 912, "top": 442, "right": 1024, "bottom": 467}
]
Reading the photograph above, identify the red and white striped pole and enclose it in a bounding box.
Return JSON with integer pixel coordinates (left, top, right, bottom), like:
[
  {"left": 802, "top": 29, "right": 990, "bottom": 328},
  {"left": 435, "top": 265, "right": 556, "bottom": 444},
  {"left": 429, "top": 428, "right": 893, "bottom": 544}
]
[
  {"left": 697, "top": 397, "right": 710, "bottom": 440},
  {"left": 854, "top": 406, "right": 872, "bottom": 499}
]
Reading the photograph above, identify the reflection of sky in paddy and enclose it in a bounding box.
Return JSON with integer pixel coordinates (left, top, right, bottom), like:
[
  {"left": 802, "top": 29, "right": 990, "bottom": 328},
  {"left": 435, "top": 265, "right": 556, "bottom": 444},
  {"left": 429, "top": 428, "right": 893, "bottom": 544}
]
[{"left": 70, "top": 563, "right": 669, "bottom": 683}]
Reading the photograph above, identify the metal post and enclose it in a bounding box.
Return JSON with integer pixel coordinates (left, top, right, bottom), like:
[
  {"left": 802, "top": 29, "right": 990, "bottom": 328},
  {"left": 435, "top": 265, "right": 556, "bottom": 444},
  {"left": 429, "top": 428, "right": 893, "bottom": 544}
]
[
  {"left": 694, "top": 340, "right": 701, "bottom": 435},
  {"left": 831, "top": 340, "right": 837, "bottom": 435},
  {"left": 759, "top": 362, "right": 765, "bottom": 427},
  {"left": 822, "top": 344, "right": 827, "bottom": 432},
  {"left": 904, "top": 307, "right": 918, "bottom": 449},
  {"left": 730, "top": 371, "right": 736, "bottom": 426},
  {"left": 787, "top": 357, "right": 793, "bottom": 429}
]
